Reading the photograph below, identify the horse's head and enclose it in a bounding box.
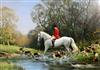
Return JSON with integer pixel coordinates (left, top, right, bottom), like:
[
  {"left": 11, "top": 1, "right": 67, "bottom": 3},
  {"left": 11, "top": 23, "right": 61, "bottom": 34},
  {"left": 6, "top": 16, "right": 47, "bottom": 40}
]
[
  {"left": 37, "top": 31, "right": 51, "bottom": 46},
  {"left": 37, "top": 32, "right": 42, "bottom": 46}
]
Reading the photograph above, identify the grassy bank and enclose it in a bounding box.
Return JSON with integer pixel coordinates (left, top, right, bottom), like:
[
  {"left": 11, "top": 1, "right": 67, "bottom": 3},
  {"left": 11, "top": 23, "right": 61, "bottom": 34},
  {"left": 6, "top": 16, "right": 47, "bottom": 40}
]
[
  {"left": 0, "top": 44, "right": 41, "bottom": 54},
  {"left": 0, "top": 62, "right": 24, "bottom": 70},
  {"left": 73, "top": 49, "right": 100, "bottom": 64},
  {"left": 0, "top": 44, "right": 41, "bottom": 70}
]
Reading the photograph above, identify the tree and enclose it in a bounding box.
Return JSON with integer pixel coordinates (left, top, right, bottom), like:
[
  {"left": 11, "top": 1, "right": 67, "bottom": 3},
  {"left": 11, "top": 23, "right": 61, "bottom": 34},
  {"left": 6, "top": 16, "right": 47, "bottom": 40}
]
[
  {"left": 31, "top": 0, "right": 100, "bottom": 46},
  {"left": 14, "top": 32, "right": 30, "bottom": 47},
  {"left": 27, "top": 26, "right": 45, "bottom": 50},
  {"left": 0, "top": 7, "right": 18, "bottom": 45}
]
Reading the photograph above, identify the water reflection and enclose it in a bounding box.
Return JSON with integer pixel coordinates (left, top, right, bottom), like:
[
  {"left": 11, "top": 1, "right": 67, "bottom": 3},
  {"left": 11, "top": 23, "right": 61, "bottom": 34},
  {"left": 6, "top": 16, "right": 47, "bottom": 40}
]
[
  {"left": 14, "top": 59, "right": 100, "bottom": 70},
  {"left": 48, "top": 64, "right": 100, "bottom": 70},
  {"left": 48, "top": 65, "right": 74, "bottom": 70},
  {"left": 16, "top": 60, "right": 48, "bottom": 70}
]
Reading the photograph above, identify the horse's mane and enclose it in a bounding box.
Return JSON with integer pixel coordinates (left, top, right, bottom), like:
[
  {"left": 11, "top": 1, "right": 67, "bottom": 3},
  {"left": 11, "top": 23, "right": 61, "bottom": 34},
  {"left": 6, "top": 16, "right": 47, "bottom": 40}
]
[{"left": 40, "top": 31, "right": 51, "bottom": 38}]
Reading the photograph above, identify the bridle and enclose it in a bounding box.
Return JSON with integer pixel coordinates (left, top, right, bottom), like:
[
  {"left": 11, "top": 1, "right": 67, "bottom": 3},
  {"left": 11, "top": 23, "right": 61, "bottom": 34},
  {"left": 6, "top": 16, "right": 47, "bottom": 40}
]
[{"left": 37, "top": 32, "right": 41, "bottom": 46}]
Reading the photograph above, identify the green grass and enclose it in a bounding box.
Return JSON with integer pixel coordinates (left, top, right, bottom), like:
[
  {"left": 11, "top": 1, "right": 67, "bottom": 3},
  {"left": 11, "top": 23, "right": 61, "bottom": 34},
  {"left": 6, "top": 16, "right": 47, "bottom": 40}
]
[
  {"left": 73, "top": 50, "right": 100, "bottom": 63},
  {"left": 0, "top": 44, "right": 41, "bottom": 54},
  {"left": 0, "top": 62, "right": 24, "bottom": 70},
  {"left": 73, "top": 53, "right": 94, "bottom": 63}
]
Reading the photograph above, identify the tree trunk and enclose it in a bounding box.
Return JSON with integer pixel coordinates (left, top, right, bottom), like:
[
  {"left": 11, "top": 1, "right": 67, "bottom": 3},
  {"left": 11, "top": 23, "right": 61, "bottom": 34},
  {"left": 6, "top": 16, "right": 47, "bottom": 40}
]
[{"left": 7, "top": 41, "right": 10, "bottom": 46}]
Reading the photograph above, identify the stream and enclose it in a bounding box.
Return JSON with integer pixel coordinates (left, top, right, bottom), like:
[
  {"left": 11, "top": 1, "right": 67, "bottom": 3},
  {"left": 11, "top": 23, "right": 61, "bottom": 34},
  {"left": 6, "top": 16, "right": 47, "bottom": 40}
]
[
  {"left": 12, "top": 58, "right": 100, "bottom": 70},
  {"left": 15, "top": 59, "right": 48, "bottom": 70}
]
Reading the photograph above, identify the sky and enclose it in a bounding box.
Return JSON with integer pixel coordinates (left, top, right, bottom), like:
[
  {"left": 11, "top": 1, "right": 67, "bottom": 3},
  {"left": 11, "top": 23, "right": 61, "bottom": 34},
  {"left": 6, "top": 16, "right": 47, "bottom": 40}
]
[
  {"left": 1, "top": 0, "right": 41, "bottom": 35},
  {"left": 99, "top": 0, "right": 100, "bottom": 7}
]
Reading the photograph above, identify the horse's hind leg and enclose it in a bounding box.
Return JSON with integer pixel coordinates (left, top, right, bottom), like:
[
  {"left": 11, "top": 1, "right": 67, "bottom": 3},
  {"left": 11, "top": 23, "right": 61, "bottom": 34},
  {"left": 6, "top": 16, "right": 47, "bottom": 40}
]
[
  {"left": 65, "top": 46, "right": 72, "bottom": 56},
  {"left": 65, "top": 47, "right": 70, "bottom": 53}
]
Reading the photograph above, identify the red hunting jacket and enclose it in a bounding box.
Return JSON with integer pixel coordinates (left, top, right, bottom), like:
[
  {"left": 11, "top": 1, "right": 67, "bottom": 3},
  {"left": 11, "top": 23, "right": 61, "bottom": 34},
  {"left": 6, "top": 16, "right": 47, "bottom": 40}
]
[{"left": 53, "top": 27, "right": 60, "bottom": 39}]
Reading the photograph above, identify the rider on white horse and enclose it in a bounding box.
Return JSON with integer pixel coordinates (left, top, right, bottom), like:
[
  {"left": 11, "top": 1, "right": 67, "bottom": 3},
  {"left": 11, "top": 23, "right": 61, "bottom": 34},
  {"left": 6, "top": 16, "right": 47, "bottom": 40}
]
[{"left": 37, "top": 31, "right": 79, "bottom": 54}]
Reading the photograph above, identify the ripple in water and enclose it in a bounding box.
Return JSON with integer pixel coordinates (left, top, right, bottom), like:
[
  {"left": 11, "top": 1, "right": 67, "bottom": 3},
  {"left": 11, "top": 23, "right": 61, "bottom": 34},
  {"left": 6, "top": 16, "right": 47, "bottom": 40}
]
[{"left": 16, "top": 60, "right": 48, "bottom": 70}]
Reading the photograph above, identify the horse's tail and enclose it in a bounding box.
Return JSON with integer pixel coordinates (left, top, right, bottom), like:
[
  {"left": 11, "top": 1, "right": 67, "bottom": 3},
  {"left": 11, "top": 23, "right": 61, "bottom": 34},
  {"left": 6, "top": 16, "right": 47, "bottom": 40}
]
[{"left": 71, "top": 38, "right": 79, "bottom": 53}]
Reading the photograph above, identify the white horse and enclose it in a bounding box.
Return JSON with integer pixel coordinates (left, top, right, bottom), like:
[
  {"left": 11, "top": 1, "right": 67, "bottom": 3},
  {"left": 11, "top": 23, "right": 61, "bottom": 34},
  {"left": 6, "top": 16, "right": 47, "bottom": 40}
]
[{"left": 37, "top": 31, "right": 79, "bottom": 54}]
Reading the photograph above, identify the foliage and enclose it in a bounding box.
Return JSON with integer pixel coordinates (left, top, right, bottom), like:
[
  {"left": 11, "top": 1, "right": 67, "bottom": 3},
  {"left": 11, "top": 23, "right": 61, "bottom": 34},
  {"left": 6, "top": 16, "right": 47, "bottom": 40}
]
[
  {"left": 31, "top": 0, "right": 100, "bottom": 46},
  {"left": 14, "top": 32, "right": 30, "bottom": 47},
  {"left": 27, "top": 26, "right": 45, "bottom": 50},
  {"left": 0, "top": 7, "right": 18, "bottom": 45},
  {"left": 73, "top": 43, "right": 100, "bottom": 63}
]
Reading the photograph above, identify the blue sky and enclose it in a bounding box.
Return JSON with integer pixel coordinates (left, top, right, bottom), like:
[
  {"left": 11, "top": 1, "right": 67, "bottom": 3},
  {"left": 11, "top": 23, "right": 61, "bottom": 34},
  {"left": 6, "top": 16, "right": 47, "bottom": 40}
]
[{"left": 1, "top": 0, "right": 41, "bottom": 35}]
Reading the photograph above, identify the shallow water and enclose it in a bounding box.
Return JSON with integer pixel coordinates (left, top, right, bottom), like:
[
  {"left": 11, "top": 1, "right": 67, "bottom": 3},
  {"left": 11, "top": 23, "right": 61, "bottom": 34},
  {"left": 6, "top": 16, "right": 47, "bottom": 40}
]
[
  {"left": 15, "top": 60, "right": 47, "bottom": 70},
  {"left": 13, "top": 59, "right": 100, "bottom": 70}
]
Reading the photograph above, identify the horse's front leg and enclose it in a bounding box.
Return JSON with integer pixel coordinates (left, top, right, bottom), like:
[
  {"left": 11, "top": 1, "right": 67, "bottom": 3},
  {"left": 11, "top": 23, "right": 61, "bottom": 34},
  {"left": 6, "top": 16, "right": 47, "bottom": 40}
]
[
  {"left": 44, "top": 46, "right": 48, "bottom": 54},
  {"left": 44, "top": 42, "right": 49, "bottom": 54}
]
